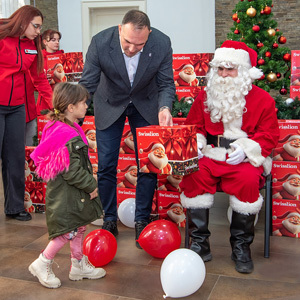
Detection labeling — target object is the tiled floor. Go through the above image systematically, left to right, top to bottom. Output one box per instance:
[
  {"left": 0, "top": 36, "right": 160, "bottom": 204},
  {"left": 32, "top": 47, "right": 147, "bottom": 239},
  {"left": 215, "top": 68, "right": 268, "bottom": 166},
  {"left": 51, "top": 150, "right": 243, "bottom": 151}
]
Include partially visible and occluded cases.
[{"left": 1, "top": 179, "right": 300, "bottom": 300}]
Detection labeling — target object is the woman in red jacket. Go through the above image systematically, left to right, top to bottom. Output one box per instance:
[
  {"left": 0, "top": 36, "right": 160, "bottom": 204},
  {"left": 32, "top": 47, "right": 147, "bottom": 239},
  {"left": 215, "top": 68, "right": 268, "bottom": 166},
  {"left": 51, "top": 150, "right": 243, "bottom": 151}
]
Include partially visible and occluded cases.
[
  {"left": 0, "top": 5, "right": 51, "bottom": 221},
  {"left": 25, "top": 29, "right": 63, "bottom": 145}
]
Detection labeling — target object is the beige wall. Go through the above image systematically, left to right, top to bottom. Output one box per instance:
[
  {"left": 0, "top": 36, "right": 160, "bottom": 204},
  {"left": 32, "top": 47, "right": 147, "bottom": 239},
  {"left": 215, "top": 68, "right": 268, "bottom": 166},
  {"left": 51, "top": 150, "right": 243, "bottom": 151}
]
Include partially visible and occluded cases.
[
  {"left": 33, "top": 0, "right": 300, "bottom": 51},
  {"left": 216, "top": 0, "right": 300, "bottom": 51}
]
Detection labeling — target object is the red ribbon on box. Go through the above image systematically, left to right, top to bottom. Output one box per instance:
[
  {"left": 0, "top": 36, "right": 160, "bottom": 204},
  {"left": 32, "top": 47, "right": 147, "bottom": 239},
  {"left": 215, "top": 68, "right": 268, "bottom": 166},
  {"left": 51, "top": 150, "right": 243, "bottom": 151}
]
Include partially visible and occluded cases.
[
  {"left": 71, "top": 52, "right": 84, "bottom": 72},
  {"left": 61, "top": 53, "right": 73, "bottom": 73},
  {"left": 191, "top": 53, "right": 211, "bottom": 76},
  {"left": 182, "top": 126, "right": 198, "bottom": 157},
  {"left": 159, "top": 129, "right": 183, "bottom": 160},
  {"left": 26, "top": 182, "right": 44, "bottom": 203}
]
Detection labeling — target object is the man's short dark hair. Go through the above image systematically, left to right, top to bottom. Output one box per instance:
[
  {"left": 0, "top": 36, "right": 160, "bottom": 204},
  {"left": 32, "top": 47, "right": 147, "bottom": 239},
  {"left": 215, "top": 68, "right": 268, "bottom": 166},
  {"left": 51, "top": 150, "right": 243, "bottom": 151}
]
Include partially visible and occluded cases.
[{"left": 122, "top": 9, "right": 151, "bottom": 30}]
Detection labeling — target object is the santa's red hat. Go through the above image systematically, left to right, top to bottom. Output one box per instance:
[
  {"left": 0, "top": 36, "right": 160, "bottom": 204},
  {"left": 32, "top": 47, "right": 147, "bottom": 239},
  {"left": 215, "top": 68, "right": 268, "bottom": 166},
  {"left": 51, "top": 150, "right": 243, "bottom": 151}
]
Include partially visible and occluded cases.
[
  {"left": 211, "top": 40, "right": 263, "bottom": 79},
  {"left": 182, "top": 64, "right": 194, "bottom": 70},
  {"left": 85, "top": 129, "right": 96, "bottom": 135},
  {"left": 278, "top": 134, "right": 300, "bottom": 144},
  {"left": 139, "top": 142, "right": 165, "bottom": 154},
  {"left": 117, "top": 165, "right": 137, "bottom": 173},
  {"left": 273, "top": 173, "right": 300, "bottom": 183},
  {"left": 272, "top": 209, "right": 300, "bottom": 220}
]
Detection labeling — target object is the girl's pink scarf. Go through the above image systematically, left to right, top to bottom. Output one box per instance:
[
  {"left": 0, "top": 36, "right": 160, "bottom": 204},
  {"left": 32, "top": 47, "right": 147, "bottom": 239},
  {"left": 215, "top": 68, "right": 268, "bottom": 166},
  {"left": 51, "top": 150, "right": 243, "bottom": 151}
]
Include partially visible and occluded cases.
[{"left": 30, "top": 120, "right": 88, "bottom": 182}]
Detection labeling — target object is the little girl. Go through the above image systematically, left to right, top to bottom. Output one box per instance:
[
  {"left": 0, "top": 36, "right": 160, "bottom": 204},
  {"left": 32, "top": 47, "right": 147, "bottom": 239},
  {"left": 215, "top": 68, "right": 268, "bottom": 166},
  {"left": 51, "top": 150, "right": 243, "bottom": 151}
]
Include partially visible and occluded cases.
[{"left": 29, "top": 82, "right": 105, "bottom": 288}]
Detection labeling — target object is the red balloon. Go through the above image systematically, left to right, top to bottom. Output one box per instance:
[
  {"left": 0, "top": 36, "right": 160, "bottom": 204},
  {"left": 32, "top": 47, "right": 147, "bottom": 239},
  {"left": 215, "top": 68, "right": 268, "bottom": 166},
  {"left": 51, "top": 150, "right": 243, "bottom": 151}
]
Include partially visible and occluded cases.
[
  {"left": 137, "top": 220, "right": 181, "bottom": 259},
  {"left": 83, "top": 229, "right": 117, "bottom": 267}
]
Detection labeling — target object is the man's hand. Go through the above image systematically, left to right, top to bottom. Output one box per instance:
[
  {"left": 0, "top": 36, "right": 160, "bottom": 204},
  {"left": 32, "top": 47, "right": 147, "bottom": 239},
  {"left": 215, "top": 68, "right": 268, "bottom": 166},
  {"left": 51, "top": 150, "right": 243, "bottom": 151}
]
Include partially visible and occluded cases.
[
  {"left": 159, "top": 107, "right": 173, "bottom": 126},
  {"left": 226, "top": 144, "right": 246, "bottom": 165}
]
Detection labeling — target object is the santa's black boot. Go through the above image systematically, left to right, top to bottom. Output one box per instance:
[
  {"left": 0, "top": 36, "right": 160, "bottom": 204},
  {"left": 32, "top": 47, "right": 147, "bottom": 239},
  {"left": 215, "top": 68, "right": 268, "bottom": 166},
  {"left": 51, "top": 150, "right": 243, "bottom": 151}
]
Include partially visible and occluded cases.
[
  {"left": 187, "top": 208, "right": 212, "bottom": 262},
  {"left": 230, "top": 211, "right": 256, "bottom": 274}
]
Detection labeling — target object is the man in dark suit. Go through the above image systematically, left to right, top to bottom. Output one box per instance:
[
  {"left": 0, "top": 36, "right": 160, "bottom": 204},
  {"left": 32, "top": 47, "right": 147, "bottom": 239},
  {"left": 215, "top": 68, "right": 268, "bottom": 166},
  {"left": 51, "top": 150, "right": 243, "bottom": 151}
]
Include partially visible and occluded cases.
[{"left": 79, "top": 10, "right": 175, "bottom": 248}]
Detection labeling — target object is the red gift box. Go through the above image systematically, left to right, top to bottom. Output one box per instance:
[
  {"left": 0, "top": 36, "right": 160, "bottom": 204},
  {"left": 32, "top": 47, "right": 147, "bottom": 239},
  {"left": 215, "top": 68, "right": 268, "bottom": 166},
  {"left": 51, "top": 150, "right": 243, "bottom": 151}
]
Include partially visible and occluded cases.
[
  {"left": 176, "top": 86, "right": 202, "bottom": 103},
  {"left": 37, "top": 115, "right": 50, "bottom": 142},
  {"left": 81, "top": 116, "right": 97, "bottom": 153},
  {"left": 172, "top": 118, "right": 186, "bottom": 126},
  {"left": 120, "top": 119, "right": 135, "bottom": 154},
  {"left": 272, "top": 120, "right": 300, "bottom": 161},
  {"left": 136, "top": 125, "right": 198, "bottom": 175},
  {"left": 25, "top": 146, "right": 37, "bottom": 182},
  {"left": 117, "top": 154, "right": 137, "bottom": 189},
  {"left": 272, "top": 161, "right": 300, "bottom": 201},
  {"left": 157, "top": 174, "right": 183, "bottom": 193},
  {"left": 25, "top": 181, "right": 45, "bottom": 213},
  {"left": 116, "top": 187, "right": 136, "bottom": 206},
  {"left": 156, "top": 190, "right": 186, "bottom": 227},
  {"left": 272, "top": 199, "right": 300, "bottom": 238}
]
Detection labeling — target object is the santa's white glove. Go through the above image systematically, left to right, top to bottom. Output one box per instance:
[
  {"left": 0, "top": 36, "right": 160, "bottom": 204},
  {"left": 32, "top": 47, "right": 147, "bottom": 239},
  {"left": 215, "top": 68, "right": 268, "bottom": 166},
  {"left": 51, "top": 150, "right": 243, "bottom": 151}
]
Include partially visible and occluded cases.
[
  {"left": 198, "top": 142, "right": 203, "bottom": 159},
  {"left": 226, "top": 144, "right": 246, "bottom": 165}
]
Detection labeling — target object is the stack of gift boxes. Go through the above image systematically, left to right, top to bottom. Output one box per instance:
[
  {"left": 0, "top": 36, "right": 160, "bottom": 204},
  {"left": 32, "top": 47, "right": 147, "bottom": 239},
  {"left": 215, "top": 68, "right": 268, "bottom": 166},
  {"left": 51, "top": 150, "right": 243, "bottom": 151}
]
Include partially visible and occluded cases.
[
  {"left": 25, "top": 53, "right": 213, "bottom": 227},
  {"left": 271, "top": 120, "right": 300, "bottom": 238}
]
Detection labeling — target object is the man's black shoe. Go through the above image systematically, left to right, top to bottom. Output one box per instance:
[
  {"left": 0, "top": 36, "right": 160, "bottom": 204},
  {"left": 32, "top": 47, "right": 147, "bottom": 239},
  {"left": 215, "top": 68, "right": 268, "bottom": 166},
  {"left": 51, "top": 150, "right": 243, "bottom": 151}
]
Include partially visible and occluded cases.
[
  {"left": 6, "top": 211, "right": 32, "bottom": 221},
  {"left": 102, "top": 220, "right": 118, "bottom": 237},
  {"left": 135, "top": 220, "right": 149, "bottom": 249}
]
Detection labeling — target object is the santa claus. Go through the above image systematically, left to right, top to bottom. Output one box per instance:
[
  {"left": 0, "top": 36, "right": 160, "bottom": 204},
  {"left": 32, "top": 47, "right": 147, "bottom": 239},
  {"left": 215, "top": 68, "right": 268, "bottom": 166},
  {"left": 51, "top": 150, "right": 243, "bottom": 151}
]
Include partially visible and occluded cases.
[
  {"left": 179, "top": 40, "right": 279, "bottom": 274},
  {"left": 49, "top": 63, "right": 67, "bottom": 85},
  {"left": 174, "top": 64, "right": 199, "bottom": 87},
  {"left": 85, "top": 129, "right": 97, "bottom": 150},
  {"left": 119, "top": 130, "right": 135, "bottom": 154},
  {"left": 273, "top": 135, "right": 300, "bottom": 161},
  {"left": 139, "top": 142, "right": 172, "bottom": 175},
  {"left": 25, "top": 160, "right": 33, "bottom": 182},
  {"left": 117, "top": 165, "right": 138, "bottom": 189},
  {"left": 158, "top": 174, "right": 183, "bottom": 192},
  {"left": 272, "top": 174, "right": 300, "bottom": 200},
  {"left": 24, "top": 191, "right": 35, "bottom": 213},
  {"left": 273, "top": 210, "right": 300, "bottom": 238}
]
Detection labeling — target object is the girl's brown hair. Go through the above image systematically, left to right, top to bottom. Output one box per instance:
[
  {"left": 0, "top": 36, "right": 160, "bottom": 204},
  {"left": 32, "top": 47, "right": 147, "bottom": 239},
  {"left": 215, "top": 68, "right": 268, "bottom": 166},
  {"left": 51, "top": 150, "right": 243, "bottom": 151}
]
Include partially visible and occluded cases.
[
  {"left": 0, "top": 5, "right": 44, "bottom": 73},
  {"left": 41, "top": 29, "right": 62, "bottom": 50},
  {"left": 48, "top": 82, "right": 89, "bottom": 126}
]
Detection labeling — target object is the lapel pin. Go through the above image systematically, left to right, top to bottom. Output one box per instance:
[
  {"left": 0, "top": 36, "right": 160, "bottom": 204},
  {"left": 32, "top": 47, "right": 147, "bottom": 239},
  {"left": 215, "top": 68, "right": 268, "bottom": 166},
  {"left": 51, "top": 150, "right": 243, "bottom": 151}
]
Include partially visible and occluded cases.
[{"left": 149, "top": 53, "right": 152, "bottom": 57}]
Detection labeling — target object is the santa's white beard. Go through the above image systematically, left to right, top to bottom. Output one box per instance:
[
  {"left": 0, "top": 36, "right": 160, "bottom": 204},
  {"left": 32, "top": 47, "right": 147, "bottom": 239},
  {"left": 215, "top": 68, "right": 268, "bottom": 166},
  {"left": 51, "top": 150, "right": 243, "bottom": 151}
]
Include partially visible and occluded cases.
[
  {"left": 205, "top": 69, "right": 252, "bottom": 123},
  {"left": 179, "top": 71, "right": 196, "bottom": 84},
  {"left": 125, "top": 138, "right": 135, "bottom": 150},
  {"left": 283, "top": 143, "right": 300, "bottom": 158},
  {"left": 148, "top": 152, "right": 169, "bottom": 170},
  {"left": 125, "top": 172, "right": 137, "bottom": 186},
  {"left": 167, "top": 175, "right": 182, "bottom": 188},
  {"left": 282, "top": 181, "right": 300, "bottom": 197},
  {"left": 24, "top": 199, "right": 32, "bottom": 209},
  {"left": 282, "top": 219, "right": 300, "bottom": 234}
]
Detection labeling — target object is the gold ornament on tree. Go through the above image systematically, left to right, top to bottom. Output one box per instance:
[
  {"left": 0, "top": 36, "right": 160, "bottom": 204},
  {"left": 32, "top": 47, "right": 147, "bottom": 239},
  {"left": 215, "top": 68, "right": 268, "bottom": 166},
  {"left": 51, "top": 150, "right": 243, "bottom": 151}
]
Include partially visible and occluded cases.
[
  {"left": 246, "top": 6, "right": 257, "bottom": 17},
  {"left": 267, "top": 28, "right": 275, "bottom": 37},
  {"left": 267, "top": 72, "right": 277, "bottom": 82}
]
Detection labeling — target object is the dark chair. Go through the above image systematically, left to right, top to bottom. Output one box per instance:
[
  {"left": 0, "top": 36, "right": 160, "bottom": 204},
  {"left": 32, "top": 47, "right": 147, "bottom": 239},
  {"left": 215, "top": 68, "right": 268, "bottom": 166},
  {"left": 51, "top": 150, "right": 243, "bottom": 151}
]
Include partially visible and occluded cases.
[{"left": 184, "top": 174, "right": 272, "bottom": 258}]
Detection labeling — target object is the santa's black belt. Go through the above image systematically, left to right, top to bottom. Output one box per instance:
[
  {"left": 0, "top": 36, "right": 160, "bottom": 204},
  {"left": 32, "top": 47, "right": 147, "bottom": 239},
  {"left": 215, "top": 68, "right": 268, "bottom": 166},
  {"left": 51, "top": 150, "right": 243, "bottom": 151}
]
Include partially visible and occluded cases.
[{"left": 206, "top": 133, "right": 235, "bottom": 149}]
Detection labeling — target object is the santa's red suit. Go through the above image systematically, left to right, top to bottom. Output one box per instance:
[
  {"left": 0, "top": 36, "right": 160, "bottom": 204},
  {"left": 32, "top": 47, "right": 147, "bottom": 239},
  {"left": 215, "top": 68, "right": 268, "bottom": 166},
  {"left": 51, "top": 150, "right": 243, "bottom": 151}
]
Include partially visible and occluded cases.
[
  {"left": 180, "top": 86, "right": 279, "bottom": 214},
  {"left": 119, "top": 140, "right": 135, "bottom": 154},
  {"left": 273, "top": 146, "right": 300, "bottom": 161},
  {"left": 139, "top": 157, "right": 172, "bottom": 175}
]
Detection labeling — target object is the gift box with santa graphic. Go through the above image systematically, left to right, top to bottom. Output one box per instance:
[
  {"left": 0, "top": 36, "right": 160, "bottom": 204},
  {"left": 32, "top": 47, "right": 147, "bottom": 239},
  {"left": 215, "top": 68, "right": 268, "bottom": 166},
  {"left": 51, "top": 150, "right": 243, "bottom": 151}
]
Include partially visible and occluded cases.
[
  {"left": 290, "top": 50, "right": 300, "bottom": 98},
  {"left": 45, "top": 52, "right": 84, "bottom": 86},
  {"left": 172, "top": 53, "right": 213, "bottom": 87},
  {"left": 175, "top": 86, "right": 203, "bottom": 104},
  {"left": 37, "top": 115, "right": 50, "bottom": 142},
  {"left": 81, "top": 116, "right": 97, "bottom": 153},
  {"left": 172, "top": 117, "right": 186, "bottom": 126},
  {"left": 119, "top": 118, "right": 135, "bottom": 154},
  {"left": 272, "top": 120, "right": 300, "bottom": 162},
  {"left": 136, "top": 125, "right": 198, "bottom": 175},
  {"left": 25, "top": 146, "right": 38, "bottom": 182},
  {"left": 117, "top": 154, "right": 137, "bottom": 189},
  {"left": 272, "top": 161, "right": 300, "bottom": 201},
  {"left": 157, "top": 174, "right": 183, "bottom": 193},
  {"left": 25, "top": 181, "right": 46, "bottom": 213},
  {"left": 116, "top": 187, "right": 136, "bottom": 206},
  {"left": 156, "top": 190, "right": 186, "bottom": 227},
  {"left": 272, "top": 199, "right": 300, "bottom": 238}
]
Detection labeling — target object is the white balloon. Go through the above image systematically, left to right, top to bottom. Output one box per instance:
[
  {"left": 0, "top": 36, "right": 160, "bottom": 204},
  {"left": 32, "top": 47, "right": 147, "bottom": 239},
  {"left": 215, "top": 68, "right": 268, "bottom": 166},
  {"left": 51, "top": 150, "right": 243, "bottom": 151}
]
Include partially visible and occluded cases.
[
  {"left": 117, "top": 198, "right": 136, "bottom": 228},
  {"left": 227, "top": 206, "right": 258, "bottom": 226},
  {"left": 160, "top": 249, "right": 206, "bottom": 298}
]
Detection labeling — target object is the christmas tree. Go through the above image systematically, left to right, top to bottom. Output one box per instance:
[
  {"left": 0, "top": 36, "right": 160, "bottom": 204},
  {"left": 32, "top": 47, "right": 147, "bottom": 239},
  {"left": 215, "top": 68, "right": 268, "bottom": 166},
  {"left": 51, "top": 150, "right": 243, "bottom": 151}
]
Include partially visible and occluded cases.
[{"left": 226, "top": 0, "right": 291, "bottom": 96}]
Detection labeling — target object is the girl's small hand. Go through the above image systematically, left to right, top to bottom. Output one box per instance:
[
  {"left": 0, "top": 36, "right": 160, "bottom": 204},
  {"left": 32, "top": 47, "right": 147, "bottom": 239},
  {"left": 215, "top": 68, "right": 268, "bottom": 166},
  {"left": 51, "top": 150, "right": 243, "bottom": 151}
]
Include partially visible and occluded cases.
[{"left": 89, "top": 188, "right": 98, "bottom": 199}]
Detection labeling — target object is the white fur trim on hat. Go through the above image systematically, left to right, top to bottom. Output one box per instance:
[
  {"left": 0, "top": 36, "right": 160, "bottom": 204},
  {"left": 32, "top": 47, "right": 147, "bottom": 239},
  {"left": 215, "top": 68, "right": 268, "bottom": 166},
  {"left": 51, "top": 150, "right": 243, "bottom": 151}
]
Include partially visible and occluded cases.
[
  {"left": 212, "top": 47, "right": 252, "bottom": 68},
  {"left": 249, "top": 67, "right": 264, "bottom": 80},
  {"left": 180, "top": 192, "right": 214, "bottom": 209},
  {"left": 229, "top": 194, "right": 263, "bottom": 215}
]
